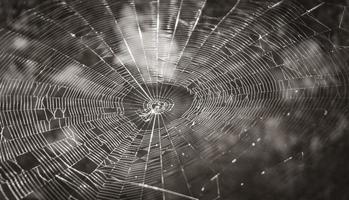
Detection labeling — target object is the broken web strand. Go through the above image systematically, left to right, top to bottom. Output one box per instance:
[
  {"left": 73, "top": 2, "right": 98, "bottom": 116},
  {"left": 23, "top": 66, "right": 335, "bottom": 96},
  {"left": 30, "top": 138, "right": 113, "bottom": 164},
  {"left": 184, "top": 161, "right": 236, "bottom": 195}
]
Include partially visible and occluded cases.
[
  {"left": 198, "top": 173, "right": 221, "bottom": 200},
  {"left": 109, "top": 177, "right": 199, "bottom": 200}
]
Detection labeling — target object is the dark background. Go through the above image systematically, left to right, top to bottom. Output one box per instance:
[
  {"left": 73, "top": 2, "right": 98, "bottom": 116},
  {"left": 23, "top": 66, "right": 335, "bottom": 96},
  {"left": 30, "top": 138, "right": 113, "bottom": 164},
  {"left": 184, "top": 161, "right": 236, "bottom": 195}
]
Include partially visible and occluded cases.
[{"left": 0, "top": 0, "right": 349, "bottom": 199}]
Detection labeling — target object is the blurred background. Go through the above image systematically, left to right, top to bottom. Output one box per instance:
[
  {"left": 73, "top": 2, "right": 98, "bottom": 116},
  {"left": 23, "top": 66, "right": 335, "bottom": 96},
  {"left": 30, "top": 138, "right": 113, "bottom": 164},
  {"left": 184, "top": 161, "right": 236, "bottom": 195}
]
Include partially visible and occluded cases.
[{"left": 0, "top": 0, "right": 348, "bottom": 199}]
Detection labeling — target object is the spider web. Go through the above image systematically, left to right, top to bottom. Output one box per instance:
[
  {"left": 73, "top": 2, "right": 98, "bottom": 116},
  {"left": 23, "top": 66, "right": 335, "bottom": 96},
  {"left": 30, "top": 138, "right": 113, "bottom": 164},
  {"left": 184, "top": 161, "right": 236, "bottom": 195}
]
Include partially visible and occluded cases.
[{"left": 0, "top": 0, "right": 348, "bottom": 199}]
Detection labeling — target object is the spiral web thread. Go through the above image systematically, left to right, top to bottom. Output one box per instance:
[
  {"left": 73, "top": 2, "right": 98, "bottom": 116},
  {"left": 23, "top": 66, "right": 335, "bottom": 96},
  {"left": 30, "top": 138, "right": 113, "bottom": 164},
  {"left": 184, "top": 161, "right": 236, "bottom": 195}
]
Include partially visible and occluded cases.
[{"left": 0, "top": 0, "right": 348, "bottom": 199}]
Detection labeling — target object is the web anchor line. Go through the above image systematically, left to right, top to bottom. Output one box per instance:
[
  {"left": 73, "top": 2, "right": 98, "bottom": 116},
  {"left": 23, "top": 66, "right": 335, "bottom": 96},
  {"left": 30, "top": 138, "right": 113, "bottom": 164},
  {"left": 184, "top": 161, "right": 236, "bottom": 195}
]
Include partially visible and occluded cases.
[{"left": 110, "top": 177, "right": 198, "bottom": 200}]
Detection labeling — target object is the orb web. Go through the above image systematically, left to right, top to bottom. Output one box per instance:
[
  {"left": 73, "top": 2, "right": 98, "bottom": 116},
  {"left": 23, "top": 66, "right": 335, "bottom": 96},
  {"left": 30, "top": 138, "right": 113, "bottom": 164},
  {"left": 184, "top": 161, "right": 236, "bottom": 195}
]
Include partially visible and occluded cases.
[{"left": 0, "top": 0, "right": 348, "bottom": 199}]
